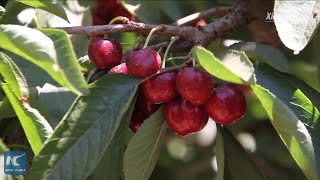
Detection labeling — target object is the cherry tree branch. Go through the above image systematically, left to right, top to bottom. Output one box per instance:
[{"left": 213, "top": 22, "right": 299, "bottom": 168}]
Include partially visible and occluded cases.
[
  {"left": 56, "top": 0, "right": 250, "bottom": 50},
  {"left": 172, "top": 6, "right": 230, "bottom": 26},
  {"left": 57, "top": 21, "right": 193, "bottom": 38}
]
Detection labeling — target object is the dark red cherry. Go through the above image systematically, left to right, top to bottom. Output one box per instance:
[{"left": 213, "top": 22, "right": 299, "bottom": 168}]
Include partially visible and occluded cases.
[
  {"left": 91, "top": 0, "right": 134, "bottom": 25},
  {"left": 88, "top": 38, "right": 122, "bottom": 69},
  {"left": 125, "top": 48, "right": 161, "bottom": 78},
  {"left": 109, "top": 63, "right": 129, "bottom": 74},
  {"left": 176, "top": 67, "right": 214, "bottom": 105},
  {"left": 88, "top": 68, "right": 109, "bottom": 84},
  {"left": 141, "top": 71, "right": 178, "bottom": 104},
  {"left": 205, "top": 83, "right": 246, "bottom": 125},
  {"left": 236, "top": 84, "right": 253, "bottom": 95},
  {"left": 135, "top": 91, "right": 160, "bottom": 115},
  {"left": 164, "top": 99, "right": 208, "bottom": 136},
  {"left": 129, "top": 111, "right": 148, "bottom": 132}
]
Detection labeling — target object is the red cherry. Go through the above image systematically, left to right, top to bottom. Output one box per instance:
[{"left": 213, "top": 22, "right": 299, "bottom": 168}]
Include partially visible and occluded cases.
[
  {"left": 91, "top": 0, "right": 134, "bottom": 25},
  {"left": 111, "top": 5, "right": 134, "bottom": 23},
  {"left": 88, "top": 38, "right": 122, "bottom": 69},
  {"left": 125, "top": 48, "right": 161, "bottom": 78},
  {"left": 109, "top": 63, "right": 129, "bottom": 74},
  {"left": 176, "top": 67, "right": 214, "bottom": 105},
  {"left": 88, "top": 68, "right": 109, "bottom": 84},
  {"left": 141, "top": 71, "right": 178, "bottom": 104},
  {"left": 205, "top": 83, "right": 246, "bottom": 125},
  {"left": 236, "top": 84, "right": 253, "bottom": 95},
  {"left": 135, "top": 91, "right": 160, "bottom": 115},
  {"left": 164, "top": 99, "right": 208, "bottom": 136},
  {"left": 129, "top": 111, "right": 148, "bottom": 132}
]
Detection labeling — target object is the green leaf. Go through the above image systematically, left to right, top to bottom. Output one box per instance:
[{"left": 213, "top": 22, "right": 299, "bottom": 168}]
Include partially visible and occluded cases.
[
  {"left": 15, "top": 0, "right": 69, "bottom": 22},
  {"left": 0, "top": 1, "right": 27, "bottom": 25},
  {"left": 273, "top": 1, "right": 320, "bottom": 54},
  {"left": 0, "top": 25, "right": 89, "bottom": 95},
  {"left": 39, "top": 28, "right": 89, "bottom": 95},
  {"left": 230, "top": 42, "right": 289, "bottom": 73},
  {"left": 192, "top": 46, "right": 255, "bottom": 84},
  {"left": 4, "top": 51, "right": 56, "bottom": 88},
  {"left": 0, "top": 52, "right": 28, "bottom": 98},
  {"left": 77, "top": 55, "right": 94, "bottom": 72},
  {"left": 252, "top": 64, "right": 320, "bottom": 180},
  {"left": 30, "top": 74, "right": 140, "bottom": 180},
  {"left": 284, "top": 74, "right": 320, "bottom": 110},
  {"left": 1, "top": 83, "right": 53, "bottom": 155},
  {"left": 37, "top": 84, "right": 76, "bottom": 128},
  {"left": 0, "top": 97, "right": 16, "bottom": 118},
  {"left": 88, "top": 99, "right": 135, "bottom": 180},
  {"left": 124, "top": 107, "right": 167, "bottom": 180},
  {"left": 216, "top": 125, "right": 265, "bottom": 180},
  {"left": 0, "top": 139, "right": 24, "bottom": 180}
]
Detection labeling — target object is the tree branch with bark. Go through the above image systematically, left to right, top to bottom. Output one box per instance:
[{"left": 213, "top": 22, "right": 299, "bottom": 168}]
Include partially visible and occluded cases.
[{"left": 56, "top": 0, "right": 250, "bottom": 52}]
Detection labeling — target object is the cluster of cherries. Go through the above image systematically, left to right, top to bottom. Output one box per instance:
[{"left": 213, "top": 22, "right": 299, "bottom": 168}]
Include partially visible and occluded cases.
[{"left": 88, "top": 37, "right": 247, "bottom": 136}]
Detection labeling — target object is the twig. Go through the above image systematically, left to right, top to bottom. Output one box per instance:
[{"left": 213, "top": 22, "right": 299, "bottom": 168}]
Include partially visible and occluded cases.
[
  {"left": 56, "top": 0, "right": 249, "bottom": 50},
  {"left": 141, "top": 6, "right": 230, "bottom": 49},
  {"left": 172, "top": 6, "right": 230, "bottom": 26},
  {"left": 57, "top": 22, "right": 193, "bottom": 39},
  {"left": 148, "top": 41, "right": 169, "bottom": 51}
]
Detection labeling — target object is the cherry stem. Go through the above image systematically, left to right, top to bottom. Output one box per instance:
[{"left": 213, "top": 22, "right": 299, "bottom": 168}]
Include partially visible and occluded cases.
[
  {"left": 108, "top": 16, "right": 129, "bottom": 25},
  {"left": 143, "top": 26, "right": 161, "bottom": 49},
  {"left": 162, "top": 36, "right": 178, "bottom": 68},
  {"left": 157, "top": 47, "right": 164, "bottom": 54},
  {"left": 166, "top": 56, "right": 189, "bottom": 62},
  {"left": 192, "top": 57, "right": 196, "bottom": 67},
  {"left": 141, "top": 58, "right": 192, "bottom": 83},
  {"left": 86, "top": 69, "right": 96, "bottom": 83}
]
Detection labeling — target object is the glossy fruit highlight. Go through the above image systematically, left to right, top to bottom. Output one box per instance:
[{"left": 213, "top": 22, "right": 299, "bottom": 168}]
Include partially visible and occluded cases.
[
  {"left": 88, "top": 38, "right": 122, "bottom": 69},
  {"left": 125, "top": 48, "right": 161, "bottom": 78},
  {"left": 176, "top": 67, "right": 214, "bottom": 105},
  {"left": 141, "top": 71, "right": 178, "bottom": 104},
  {"left": 205, "top": 83, "right": 246, "bottom": 125},
  {"left": 164, "top": 99, "right": 208, "bottom": 136}
]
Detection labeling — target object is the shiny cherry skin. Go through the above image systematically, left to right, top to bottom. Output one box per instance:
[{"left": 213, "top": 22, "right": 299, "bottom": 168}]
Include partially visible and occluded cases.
[
  {"left": 88, "top": 38, "right": 122, "bottom": 69},
  {"left": 125, "top": 48, "right": 161, "bottom": 78},
  {"left": 109, "top": 63, "right": 129, "bottom": 74},
  {"left": 176, "top": 67, "right": 214, "bottom": 105},
  {"left": 141, "top": 71, "right": 178, "bottom": 104},
  {"left": 205, "top": 83, "right": 246, "bottom": 125},
  {"left": 135, "top": 91, "right": 160, "bottom": 115},
  {"left": 164, "top": 99, "right": 208, "bottom": 136},
  {"left": 129, "top": 111, "right": 148, "bottom": 132}
]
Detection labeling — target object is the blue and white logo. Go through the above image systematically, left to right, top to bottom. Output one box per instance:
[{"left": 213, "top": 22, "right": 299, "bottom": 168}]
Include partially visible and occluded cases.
[{"left": 4, "top": 151, "right": 27, "bottom": 175}]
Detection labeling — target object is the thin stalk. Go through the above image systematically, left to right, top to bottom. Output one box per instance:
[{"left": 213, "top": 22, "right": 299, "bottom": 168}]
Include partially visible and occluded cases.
[
  {"left": 108, "top": 16, "right": 129, "bottom": 25},
  {"left": 143, "top": 26, "right": 161, "bottom": 49},
  {"left": 162, "top": 37, "right": 178, "bottom": 68}
]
